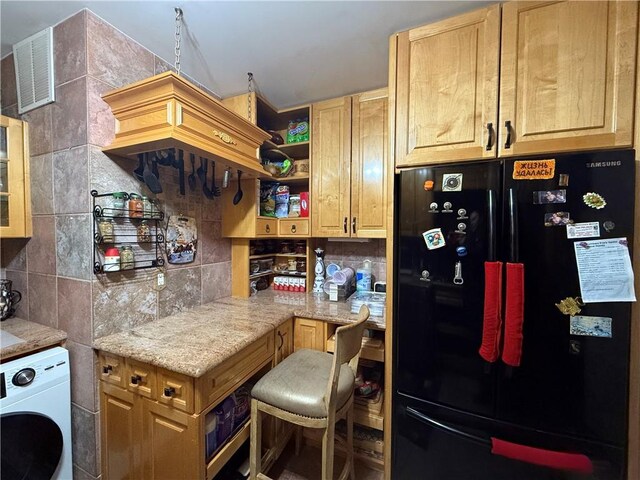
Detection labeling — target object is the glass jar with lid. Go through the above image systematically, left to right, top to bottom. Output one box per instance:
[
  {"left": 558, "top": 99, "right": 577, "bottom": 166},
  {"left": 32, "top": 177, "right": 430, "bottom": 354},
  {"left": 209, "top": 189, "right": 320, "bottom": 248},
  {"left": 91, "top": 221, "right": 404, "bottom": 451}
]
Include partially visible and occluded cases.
[
  {"left": 110, "top": 192, "right": 127, "bottom": 217},
  {"left": 128, "top": 194, "right": 143, "bottom": 218},
  {"left": 142, "top": 196, "right": 152, "bottom": 218},
  {"left": 98, "top": 218, "right": 115, "bottom": 243},
  {"left": 137, "top": 220, "right": 151, "bottom": 242},
  {"left": 120, "top": 245, "right": 135, "bottom": 270}
]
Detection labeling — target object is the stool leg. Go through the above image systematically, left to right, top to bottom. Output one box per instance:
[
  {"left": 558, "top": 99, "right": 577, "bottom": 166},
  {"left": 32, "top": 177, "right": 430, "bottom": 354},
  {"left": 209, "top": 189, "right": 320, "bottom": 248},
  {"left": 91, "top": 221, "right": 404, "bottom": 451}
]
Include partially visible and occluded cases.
[
  {"left": 250, "top": 399, "right": 262, "bottom": 480},
  {"left": 347, "top": 404, "right": 355, "bottom": 480},
  {"left": 322, "top": 420, "right": 335, "bottom": 480},
  {"left": 295, "top": 425, "right": 303, "bottom": 456}
]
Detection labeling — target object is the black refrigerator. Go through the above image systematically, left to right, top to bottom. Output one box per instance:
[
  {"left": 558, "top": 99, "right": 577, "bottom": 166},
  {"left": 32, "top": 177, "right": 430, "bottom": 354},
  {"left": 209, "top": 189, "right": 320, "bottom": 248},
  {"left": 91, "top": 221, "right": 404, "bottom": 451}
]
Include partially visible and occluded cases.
[{"left": 392, "top": 150, "right": 636, "bottom": 479}]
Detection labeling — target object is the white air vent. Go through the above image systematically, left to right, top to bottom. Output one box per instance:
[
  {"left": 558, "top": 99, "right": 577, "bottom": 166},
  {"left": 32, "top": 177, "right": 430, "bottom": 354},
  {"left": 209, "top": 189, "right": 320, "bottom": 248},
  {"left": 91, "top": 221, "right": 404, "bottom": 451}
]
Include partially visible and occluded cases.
[{"left": 13, "top": 27, "right": 55, "bottom": 114}]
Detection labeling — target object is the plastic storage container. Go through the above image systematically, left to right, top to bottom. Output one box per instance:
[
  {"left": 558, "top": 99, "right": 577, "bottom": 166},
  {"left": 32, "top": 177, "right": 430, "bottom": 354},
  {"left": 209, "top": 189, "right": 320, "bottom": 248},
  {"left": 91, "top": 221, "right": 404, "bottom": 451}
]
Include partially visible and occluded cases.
[{"left": 356, "top": 259, "right": 373, "bottom": 291}]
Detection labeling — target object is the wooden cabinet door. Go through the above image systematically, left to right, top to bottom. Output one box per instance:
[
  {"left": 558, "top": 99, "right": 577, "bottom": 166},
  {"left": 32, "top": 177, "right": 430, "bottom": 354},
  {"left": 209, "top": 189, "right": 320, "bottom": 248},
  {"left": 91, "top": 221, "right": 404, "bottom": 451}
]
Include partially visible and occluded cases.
[
  {"left": 499, "top": 1, "right": 638, "bottom": 156},
  {"left": 393, "top": 5, "right": 500, "bottom": 166},
  {"left": 351, "top": 89, "right": 388, "bottom": 238},
  {"left": 311, "top": 97, "right": 352, "bottom": 237},
  {"left": 0, "top": 115, "right": 31, "bottom": 238},
  {"left": 275, "top": 318, "right": 294, "bottom": 365},
  {"left": 294, "top": 318, "right": 327, "bottom": 352},
  {"left": 100, "top": 383, "right": 142, "bottom": 480},
  {"left": 142, "top": 399, "right": 201, "bottom": 480}
]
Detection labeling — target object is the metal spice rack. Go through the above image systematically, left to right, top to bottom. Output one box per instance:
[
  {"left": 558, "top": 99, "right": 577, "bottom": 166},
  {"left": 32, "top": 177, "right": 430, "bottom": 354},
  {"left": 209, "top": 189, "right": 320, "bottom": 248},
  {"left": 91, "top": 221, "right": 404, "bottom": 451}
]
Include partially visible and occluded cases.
[{"left": 92, "top": 190, "right": 165, "bottom": 274}]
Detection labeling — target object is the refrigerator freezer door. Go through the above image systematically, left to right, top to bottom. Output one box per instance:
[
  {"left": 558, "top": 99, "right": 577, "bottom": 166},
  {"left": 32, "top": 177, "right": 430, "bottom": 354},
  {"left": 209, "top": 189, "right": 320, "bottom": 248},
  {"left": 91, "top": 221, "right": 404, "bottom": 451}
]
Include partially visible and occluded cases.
[
  {"left": 498, "top": 150, "right": 635, "bottom": 446},
  {"left": 395, "top": 162, "right": 502, "bottom": 416},
  {"left": 393, "top": 398, "right": 625, "bottom": 480}
]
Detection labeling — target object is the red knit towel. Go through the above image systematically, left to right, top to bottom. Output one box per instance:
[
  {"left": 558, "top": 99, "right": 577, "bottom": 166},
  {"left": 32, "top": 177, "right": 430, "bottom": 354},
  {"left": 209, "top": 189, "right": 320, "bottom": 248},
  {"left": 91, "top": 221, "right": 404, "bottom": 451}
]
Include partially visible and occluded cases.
[
  {"left": 479, "top": 261, "right": 503, "bottom": 363},
  {"left": 503, "top": 262, "right": 525, "bottom": 367},
  {"left": 491, "top": 437, "right": 593, "bottom": 474}
]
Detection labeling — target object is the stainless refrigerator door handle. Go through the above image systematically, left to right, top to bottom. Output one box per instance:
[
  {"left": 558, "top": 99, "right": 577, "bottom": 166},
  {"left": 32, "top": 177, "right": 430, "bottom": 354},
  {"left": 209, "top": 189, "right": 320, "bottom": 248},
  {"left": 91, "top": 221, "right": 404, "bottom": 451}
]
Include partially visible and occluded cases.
[{"left": 405, "top": 406, "right": 490, "bottom": 447}]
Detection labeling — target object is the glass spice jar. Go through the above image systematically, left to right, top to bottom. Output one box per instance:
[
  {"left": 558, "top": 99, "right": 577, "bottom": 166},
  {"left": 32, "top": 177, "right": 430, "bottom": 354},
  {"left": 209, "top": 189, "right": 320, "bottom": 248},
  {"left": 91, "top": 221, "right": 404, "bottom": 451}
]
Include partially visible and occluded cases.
[
  {"left": 110, "top": 192, "right": 127, "bottom": 217},
  {"left": 128, "top": 194, "right": 144, "bottom": 218},
  {"left": 142, "top": 196, "right": 152, "bottom": 218},
  {"left": 150, "top": 199, "right": 162, "bottom": 219},
  {"left": 98, "top": 218, "right": 115, "bottom": 243},
  {"left": 137, "top": 220, "right": 151, "bottom": 242},
  {"left": 120, "top": 245, "right": 135, "bottom": 270},
  {"left": 103, "top": 247, "right": 120, "bottom": 272}
]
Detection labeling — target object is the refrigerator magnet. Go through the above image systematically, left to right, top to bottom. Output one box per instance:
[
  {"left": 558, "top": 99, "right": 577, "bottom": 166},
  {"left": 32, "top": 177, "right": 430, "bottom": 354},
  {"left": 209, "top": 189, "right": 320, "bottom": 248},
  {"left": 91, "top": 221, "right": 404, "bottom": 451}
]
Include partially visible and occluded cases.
[
  {"left": 512, "top": 159, "right": 555, "bottom": 180},
  {"left": 442, "top": 173, "right": 463, "bottom": 192},
  {"left": 558, "top": 174, "right": 570, "bottom": 187},
  {"left": 533, "top": 189, "right": 566, "bottom": 204},
  {"left": 583, "top": 192, "right": 607, "bottom": 209},
  {"left": 544, "top": 212, "right": 573, "bottom": 227},
  {"left": 566, "top": 222, "right": 600, "bottom": 239},
  {"left": 422, "top": 228, "right": 446, "bottom": 250},
  {"left": 555, "top": 296, "right": 584, "bottom": 316},
  {"left": 570, "top": 316, "right": 612, "bottom": 338}
]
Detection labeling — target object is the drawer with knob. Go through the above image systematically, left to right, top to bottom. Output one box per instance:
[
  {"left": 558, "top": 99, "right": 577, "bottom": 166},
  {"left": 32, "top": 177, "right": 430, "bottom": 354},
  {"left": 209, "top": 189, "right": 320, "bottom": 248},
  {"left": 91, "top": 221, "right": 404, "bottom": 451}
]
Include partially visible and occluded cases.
[
  {"left": 256, "top": 217, "right": 278, "bottom": 236},
  {"left": 279, "top": 218, "right": 309, "bottom": 237},
  {"left": 99, "top": 352, "right": 126, "bottom": 387},
  {"left": 126, "top": 359, "right": 157, "bottom": 399},
  {"left": 157, "top": 368, "right": 195, "bottom": 414}
]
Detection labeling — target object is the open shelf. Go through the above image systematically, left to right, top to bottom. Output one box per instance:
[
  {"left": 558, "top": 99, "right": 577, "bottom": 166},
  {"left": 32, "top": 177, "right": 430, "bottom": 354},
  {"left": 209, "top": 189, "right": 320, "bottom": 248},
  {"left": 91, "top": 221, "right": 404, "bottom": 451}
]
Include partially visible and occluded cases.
[
  {"left": 249, "top": 253, "right": 307, "bottom": 260},
  {"left": 249, "top": 270, "right": 274, "bottom": 280},
  {"left": 326, "top": 335, "right": 385, "bottom": 363},
  {"left": 354, "top": 408, "right": 384, "bottom": 431},
  {"left": 205, "top": 420, "right": 251, "bottom": 480}
]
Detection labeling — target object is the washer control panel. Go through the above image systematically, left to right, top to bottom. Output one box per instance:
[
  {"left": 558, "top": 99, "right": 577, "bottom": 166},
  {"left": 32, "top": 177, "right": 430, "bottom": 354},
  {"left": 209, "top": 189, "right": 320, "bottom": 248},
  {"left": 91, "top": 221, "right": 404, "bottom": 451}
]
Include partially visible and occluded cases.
[{"left": 0, "top": 347, "right": 69, "bottom": 402}]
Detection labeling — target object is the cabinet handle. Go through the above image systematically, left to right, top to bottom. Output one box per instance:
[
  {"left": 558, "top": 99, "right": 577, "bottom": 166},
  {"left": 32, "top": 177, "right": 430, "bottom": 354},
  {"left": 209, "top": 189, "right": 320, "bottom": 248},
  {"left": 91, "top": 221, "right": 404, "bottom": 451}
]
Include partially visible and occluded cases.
[
  {"left": 504, "top": 120, "right": 512, "bottom": 149},
  {"left": 486, "top": 123, "right": 494, "bottom": 151},
  {"left": 344, "top": 217, "right": 348, "bottom": 234},
  {"left": 352, "top": 217, "right": 356, "bottom": 234},
  {"left": 265, "top": 224, "right": 270, "bottom": 233},
  {"left": 291, "top": 224, "right": 297, "bottom": 233},
  {"left": 277, "top": 332, "right": 284, "bottom": 350},
  {"left": 102, "top": 365, "right": 113, "bottom": 374},
  {"left": 130, "top": 374, "right": 142, "bottom": 385},
  {"left": 163, "top": 386, "right": 176, "bottom": 397}
]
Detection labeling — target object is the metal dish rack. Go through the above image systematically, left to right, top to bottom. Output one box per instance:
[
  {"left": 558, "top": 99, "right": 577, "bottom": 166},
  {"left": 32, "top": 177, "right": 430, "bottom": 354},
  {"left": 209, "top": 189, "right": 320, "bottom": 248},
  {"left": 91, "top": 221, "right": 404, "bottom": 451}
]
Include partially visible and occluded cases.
[{"left": 92, "top": 190, "right": 165, "bottom": 274}]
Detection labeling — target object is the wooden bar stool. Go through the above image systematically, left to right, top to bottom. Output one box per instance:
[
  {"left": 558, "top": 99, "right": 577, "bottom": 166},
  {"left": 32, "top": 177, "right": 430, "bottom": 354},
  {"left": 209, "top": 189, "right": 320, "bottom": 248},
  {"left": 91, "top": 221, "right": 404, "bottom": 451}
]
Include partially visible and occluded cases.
[{"left": 250, "top": 305, "right": 371, "bottom": 480}]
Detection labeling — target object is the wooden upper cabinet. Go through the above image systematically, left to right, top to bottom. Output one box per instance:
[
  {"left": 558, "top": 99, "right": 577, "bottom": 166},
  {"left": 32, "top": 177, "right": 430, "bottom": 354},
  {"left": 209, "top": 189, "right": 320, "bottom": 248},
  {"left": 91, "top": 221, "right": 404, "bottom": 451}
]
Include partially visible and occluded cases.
[
  {"left": 499, "top": 1, "right": 638, "bottom": 156},
  {"left": 393, "top": 4, "right": 500, "bottom": 166},
  {"left": 351, "top": 89, "right": 388, "bottom": 238},
  {"left": 311, "top": 96, "right": 352, "bottom": 237}
]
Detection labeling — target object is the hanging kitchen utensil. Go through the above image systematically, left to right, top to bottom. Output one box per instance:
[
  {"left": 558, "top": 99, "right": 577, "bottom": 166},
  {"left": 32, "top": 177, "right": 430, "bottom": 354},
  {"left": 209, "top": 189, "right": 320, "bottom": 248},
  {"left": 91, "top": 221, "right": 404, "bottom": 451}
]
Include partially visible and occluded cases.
[
  {"left": 177, "top": 149, "right": 185, "bottom": 195},
  {"left": 155, "top": 150, "right": 173, "bottom": 166},
  {"left": 143, "top": 152, "right": 162, "bottom": 194},
  {"left": 188, "top": 153, "right": 196, "bottom": 191},
  {"left": 133, "top": 154, "right": 145, "bottom": 181},
  {"left": 151, "top": 155, "right": 160, "bottom": 180},
  {"left": 196, "top": 156, "right": 206, "bottom": 186},
  {"left": 200, "top": 157, "right": 214, "bottom": 199},
  {"left": 211, "top": 160, "right": 221, "bottom": 197},
  {"left": 222, "top": 168, "right": 231, "bottom": 188},
  {"left": 233, "top": 170, "right": 243, "bottom": 205},
  {"left": 166, "top": 214, "right": 197, "bottom": 264}
]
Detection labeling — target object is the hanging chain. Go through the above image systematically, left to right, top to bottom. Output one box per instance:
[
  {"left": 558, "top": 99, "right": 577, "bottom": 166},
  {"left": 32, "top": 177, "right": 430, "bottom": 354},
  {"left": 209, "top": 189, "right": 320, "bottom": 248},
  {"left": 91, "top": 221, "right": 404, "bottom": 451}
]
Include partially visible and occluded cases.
[
  {"left": 174, "top": 7, "right": 183, "bottom": 76},
  {"left": 247, "top": 72, "right": 254, "bottom": 122}
]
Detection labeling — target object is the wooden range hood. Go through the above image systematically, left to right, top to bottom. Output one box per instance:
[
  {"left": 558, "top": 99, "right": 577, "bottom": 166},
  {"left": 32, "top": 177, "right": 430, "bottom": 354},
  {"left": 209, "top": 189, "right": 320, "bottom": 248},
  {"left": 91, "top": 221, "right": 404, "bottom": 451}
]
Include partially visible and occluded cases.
[{"left": 101, "top": 71, "right": 271, "bottom": 178}]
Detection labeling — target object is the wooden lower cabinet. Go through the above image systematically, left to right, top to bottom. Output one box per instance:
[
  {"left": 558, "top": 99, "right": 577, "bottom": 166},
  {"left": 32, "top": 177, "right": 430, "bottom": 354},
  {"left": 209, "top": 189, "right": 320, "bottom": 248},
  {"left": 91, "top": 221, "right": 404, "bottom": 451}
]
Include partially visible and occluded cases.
[
  {"left": 293, "top": 318, "right": 327, "bottom": 352},
  {"left": 99, "top": 331, "right": 277, "bottom": 480},
  {"left": 100, "top": 383, "right": 141, "bottom": 480},
  {"left": 142, "top": 399, "right": 201, "bottom": 480}
]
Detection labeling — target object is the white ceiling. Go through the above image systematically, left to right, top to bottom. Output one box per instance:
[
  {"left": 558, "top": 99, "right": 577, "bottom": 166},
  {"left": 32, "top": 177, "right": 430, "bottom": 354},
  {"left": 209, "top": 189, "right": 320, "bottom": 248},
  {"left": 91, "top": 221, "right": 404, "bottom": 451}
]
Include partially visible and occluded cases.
[{"left": 1, "top": 0, "right": 490, "bottom": 109}]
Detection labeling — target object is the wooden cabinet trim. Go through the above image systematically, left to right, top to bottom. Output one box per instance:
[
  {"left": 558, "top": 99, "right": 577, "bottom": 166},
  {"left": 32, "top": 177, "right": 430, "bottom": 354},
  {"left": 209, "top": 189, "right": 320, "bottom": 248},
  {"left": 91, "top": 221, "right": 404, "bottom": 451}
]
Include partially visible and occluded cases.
[{"left": 157, "top": 368, "right": 195, "bottom": 414}]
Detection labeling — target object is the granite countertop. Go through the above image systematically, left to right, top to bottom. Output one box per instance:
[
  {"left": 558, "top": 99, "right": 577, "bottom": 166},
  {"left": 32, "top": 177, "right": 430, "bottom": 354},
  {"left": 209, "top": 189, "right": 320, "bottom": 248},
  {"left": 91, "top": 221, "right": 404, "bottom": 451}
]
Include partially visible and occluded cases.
[
  {"left": 94, "top": 291, "right": 386, "bottom": 378},
  {"left": 1, "top": 317, "right": 68, "bottom": 361}
]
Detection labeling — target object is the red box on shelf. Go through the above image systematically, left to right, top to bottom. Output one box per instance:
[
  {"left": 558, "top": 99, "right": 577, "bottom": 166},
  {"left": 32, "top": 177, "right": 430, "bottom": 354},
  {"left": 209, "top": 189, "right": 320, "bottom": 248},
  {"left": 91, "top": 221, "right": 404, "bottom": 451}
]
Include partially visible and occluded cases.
[{"left": 300, "top": 192, "right": 309, "bottom": 217}]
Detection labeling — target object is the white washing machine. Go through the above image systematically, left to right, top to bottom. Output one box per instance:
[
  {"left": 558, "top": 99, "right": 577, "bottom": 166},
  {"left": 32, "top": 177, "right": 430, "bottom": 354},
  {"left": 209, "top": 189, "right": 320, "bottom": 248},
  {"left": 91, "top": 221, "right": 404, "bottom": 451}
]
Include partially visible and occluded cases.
[{"left": 1, "top": 346, "right": 73, "bottom": 479}]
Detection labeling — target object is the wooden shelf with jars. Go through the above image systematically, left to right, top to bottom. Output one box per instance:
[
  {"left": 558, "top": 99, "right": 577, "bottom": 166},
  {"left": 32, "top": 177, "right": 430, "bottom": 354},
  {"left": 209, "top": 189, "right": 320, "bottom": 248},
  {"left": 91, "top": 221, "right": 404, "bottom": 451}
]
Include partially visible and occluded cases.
[
  {"left": 0, "top": 115, "right": 31, "bottom": 238},
  {"left": 91, "top": 190, "right": 165, "bottom": 274},
  {"left": 231, "top": 238, "right": 313, "bottom": 298}
]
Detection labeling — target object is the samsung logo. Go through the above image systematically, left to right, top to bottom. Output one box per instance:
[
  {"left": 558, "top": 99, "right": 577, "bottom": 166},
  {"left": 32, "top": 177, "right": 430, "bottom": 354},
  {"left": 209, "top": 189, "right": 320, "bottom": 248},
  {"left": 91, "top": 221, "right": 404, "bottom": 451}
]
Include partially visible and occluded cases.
[{"left": 586, "top": 161, "right": 621, "bottom": 168}]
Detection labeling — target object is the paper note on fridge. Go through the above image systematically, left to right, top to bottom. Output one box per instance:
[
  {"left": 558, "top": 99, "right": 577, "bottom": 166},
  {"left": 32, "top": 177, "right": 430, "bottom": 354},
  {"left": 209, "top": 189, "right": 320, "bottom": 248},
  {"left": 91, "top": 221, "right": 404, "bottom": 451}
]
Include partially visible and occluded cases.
[{"left": 573, "top": 238, "right": 636, "bottom": 303}]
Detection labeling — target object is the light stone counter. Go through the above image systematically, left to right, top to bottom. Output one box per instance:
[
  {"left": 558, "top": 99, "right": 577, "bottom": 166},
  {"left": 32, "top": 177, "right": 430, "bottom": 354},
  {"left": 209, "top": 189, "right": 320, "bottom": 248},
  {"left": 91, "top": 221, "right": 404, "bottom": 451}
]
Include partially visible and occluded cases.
[
  {"left": 94, "top": 291, "right": 385, "bottom": 378},
  {"left": 1, "top": 317, "right": 67, "bottom": 361}
]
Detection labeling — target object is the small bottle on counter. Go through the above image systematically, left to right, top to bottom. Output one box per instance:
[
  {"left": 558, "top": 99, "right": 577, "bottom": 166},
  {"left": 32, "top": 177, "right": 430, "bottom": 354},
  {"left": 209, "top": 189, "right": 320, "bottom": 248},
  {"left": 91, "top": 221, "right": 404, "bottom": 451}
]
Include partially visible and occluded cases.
[
  {"left": 128, "top": 194, "right": 144, "bottom": 218},
  {"left": 142, "top": 196, "right": 152, "bottom": 218},
  {"left": 98, "top": 218, "right": 115, "bottom": 243},
  {"left": 137, "top": 220, "right": 151, "bottom": 242},
  {"left": 120, "top": 245, "right": 135, "bottom": 270},
  {"left": 103, "top": 247, "right": 121, "bottom": 272}
]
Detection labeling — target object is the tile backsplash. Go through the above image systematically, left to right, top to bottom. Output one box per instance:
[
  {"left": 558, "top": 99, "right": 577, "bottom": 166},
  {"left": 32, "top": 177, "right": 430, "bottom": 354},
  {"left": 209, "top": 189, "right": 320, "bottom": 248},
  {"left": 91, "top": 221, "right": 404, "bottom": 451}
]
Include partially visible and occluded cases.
[{"left": 322, "top": 239, "right": 387, "bottom": 286}]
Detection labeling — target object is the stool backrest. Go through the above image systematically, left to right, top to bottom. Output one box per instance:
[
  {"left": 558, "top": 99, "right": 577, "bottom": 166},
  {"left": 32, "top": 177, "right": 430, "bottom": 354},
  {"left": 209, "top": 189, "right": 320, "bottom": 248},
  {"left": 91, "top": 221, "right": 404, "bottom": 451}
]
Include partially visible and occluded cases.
[{"left": 325, "top": 305, "right": 370, "bottom": 413}]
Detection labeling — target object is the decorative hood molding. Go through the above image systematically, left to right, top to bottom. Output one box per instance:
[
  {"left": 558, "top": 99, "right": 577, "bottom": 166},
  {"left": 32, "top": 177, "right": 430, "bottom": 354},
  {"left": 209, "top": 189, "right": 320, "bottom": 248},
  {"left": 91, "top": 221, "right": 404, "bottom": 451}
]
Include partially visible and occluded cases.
[{"left": 101, "top": 71, "right": 271, "bottom": 177}]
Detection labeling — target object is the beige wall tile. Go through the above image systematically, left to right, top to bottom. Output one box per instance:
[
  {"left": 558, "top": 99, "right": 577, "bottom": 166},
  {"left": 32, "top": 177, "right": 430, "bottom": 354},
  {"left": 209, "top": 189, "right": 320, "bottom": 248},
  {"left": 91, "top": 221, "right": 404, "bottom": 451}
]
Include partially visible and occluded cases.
[
  {"left": 54, "top": 10, "right": 87, "bottom": 86},
  {"left": 52, "top": 77, "right": 87, "bottom": 151},
  {"left": 27, "top": 216, "right": 57, "bottom": 275},
  {"left": 27, "top": 273, "right": 57, "bottom": 327},
  {"left": 58, "top": 277, "right": 92, "bottom": 345}
]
